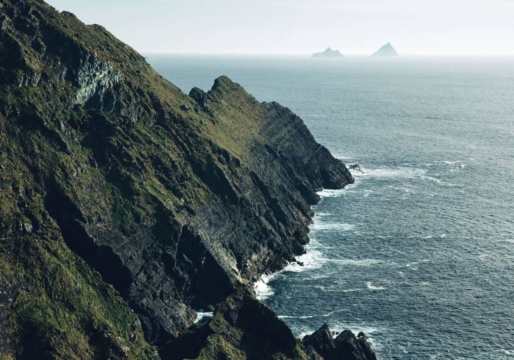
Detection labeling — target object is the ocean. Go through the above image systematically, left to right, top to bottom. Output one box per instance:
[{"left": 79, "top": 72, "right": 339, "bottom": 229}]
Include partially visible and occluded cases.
[{"left": 148, "top": 55, "right": 514, "bottom": 359}]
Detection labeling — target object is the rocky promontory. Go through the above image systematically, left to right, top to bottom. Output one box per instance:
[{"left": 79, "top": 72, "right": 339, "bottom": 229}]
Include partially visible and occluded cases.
[{"left": 0, "top": 0, "right": 375, "bottom": 359}]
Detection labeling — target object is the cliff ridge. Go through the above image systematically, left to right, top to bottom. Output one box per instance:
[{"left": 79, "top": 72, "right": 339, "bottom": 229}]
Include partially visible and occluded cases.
[{"left": 0, "top": 0, "right": 376, "bottom": 359}]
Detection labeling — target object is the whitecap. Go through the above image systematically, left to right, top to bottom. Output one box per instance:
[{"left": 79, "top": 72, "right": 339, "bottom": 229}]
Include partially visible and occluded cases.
[
  {"left": 334, "top": 154, "right": 353, "bottom": 160},
  {"left": 352, "top": 166, "right": 426, "bottom": 180},
  {"left": 422, "top": 175, "right": 442, "bottom": 184},
  {"left": 421, "top": 176, "right": 457, "bottom": 187},
  {"left": 317, "top": 189, "right": 346, "bottom": 198},
  {"left": 363, "top": 190, "right": 374, "bottom": 197},
  {"left": 314, "top": 212, "right": 331, "bottom": 218},
  {"left": 311, "top": 222, "right": 355, "bottom": 232},
  {"left": 440, "top": 234, "right": 447, "bottom": 238},
  {"left": 330, "top": 258, "right": 381, "bottom": 267},
  {"left": 366, "top": 282, "right": 386, "bottom": 291},
  {"left": 341, "top": 288, "right": 364, "bottom": 293},
  {"left": 278, "top": 308, "right": 347, "bottom": 320},
  {"left": 279, "top": 315, "right": 316, "bottom": 319}
]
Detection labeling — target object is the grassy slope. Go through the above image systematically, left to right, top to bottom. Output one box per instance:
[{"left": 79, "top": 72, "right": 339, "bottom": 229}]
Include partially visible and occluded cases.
[{"left": 0, "top": 1, "right": 333, "bottom": 358}]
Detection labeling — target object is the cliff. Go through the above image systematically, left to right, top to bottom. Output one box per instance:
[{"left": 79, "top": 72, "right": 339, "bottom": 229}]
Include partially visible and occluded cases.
[{"left": 0, "top": 0, "right": 374, "bottom": 359}]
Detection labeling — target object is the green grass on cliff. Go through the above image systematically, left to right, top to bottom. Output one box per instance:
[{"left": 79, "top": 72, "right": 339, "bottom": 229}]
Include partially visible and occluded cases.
[{"left": 0, "top": 0, "right": 328, "bottom": 358}]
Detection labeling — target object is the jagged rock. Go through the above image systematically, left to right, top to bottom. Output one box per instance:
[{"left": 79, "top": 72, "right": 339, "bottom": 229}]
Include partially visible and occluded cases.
[
  {"left": 189, "top": 87, "right": 208, "bottom": 108},
  {"left": 159, "top": 286, "right": 303, "bottom": 360},
  {"left": 303, "top": 324, "right": 336, "bottom": 357},
  {"left": 303, "top": 325, "right": 377, "bottom": 360}
]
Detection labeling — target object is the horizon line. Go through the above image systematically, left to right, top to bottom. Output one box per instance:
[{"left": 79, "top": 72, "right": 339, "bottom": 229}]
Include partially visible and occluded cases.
[{"left": 141, "top": 52, "right": 514, "bottom": 57}]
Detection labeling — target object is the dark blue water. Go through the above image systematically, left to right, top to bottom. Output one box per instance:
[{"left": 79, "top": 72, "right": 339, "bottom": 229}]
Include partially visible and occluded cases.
[{"left": 149, "top": 55, "right": 514, "bottom": 359}]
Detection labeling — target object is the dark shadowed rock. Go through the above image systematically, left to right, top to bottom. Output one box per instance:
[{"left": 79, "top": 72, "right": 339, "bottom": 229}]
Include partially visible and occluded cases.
[
  {"left": 189, "top": 87, "right": 208, "bottom": 108},
  {"left": 159, "top": 286, "right": 304, "bottom": 359},
  {"left": 303, "top": 324, "right": 336, "bottom": 357},
  {"left": 303, "top": 325, "right": 377, "bottom": 360}
]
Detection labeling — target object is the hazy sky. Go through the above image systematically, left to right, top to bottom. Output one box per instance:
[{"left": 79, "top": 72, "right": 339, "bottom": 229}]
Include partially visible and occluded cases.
[{"left": 45, "top": 0, "right": 514, "bottom": 55}]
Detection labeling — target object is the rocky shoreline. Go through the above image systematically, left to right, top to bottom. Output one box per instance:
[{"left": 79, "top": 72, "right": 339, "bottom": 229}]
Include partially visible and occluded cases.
[{"left": 0, "top": 0, "right": 376, "bottom": 358}]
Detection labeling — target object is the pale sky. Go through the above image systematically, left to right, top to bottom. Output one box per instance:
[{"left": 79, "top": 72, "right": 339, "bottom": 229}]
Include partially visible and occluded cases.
[{"left": 45, "top": 0, "right": 514, "bottom": 55}]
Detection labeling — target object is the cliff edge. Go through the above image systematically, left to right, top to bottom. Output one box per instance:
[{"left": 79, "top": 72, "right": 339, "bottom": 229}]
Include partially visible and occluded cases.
[{"left": 0, "top": 1, "right": 375, "bottom": 359}]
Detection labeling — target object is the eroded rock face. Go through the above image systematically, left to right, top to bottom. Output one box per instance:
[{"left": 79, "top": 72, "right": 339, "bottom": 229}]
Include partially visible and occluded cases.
[{"left": 0, "top": 0, "right": 355, "bottom": 356}]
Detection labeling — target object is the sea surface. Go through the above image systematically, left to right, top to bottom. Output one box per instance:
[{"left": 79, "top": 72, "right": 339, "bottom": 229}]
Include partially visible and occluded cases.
[{"left": 148, "top": 55, "right": 514, "bottom": 359}]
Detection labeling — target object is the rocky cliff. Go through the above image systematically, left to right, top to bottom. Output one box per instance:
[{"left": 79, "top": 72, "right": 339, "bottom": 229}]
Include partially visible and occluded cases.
[{"left": 0, "top": 0, "right": 375, "bottom": 359}]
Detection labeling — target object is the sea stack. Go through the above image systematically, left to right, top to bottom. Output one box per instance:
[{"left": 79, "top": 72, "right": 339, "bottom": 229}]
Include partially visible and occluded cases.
[
  {"left": 372, "top": 43, "right": 399, "bottom": 57},
  {"left": 312, "top": 47, "right": 344, "bottom": 58}
]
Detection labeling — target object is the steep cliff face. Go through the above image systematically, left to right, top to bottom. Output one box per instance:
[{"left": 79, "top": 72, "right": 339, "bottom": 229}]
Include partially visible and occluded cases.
[{"left": 0, "top": 0, "right": 364, "bottom": 359}]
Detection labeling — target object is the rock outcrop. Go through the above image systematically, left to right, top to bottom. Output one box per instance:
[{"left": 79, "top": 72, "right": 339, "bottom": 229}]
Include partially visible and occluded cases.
[
  {"left": 0, "top": 0, "right": 375, "bottom": 359},
  {"left": 371, "top": 43, "right": 399, "bottom": 57},
  {"left": 312, "top": 48, "right": 344, "bottom": 58},
  {"left": 160, "top": 286, "right": 307, "bottom": 360},
  {"left": 303, "top": 325, "right": 377, "bottom": 360}
]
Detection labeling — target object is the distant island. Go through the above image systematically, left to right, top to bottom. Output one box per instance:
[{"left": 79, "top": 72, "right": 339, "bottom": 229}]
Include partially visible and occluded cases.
[
  {"left": 372, "top": 43, "right": 399, "bottom": 57},
  {"left": 312, "top": 47, "right": 344, "bottom": 58}
]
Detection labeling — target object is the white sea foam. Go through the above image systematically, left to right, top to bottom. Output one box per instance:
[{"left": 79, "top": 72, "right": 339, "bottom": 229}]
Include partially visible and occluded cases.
[
  {"left": 334, "top": 154, "right": 353, "bottom": 160},
  {"left": 352, "top": 166, "right": 426, "bottom": 180},
  {"left": 422, "top": 175, "right": 457, "bottom": 187},
  {"left": 422, "top": 175, "right": 442, "bottom": 184},
  {"left": 317, "top": 189, "right": 346, "bottom": 198},
  {"left": 363, "top": 190, "right": 373, "bottom": 197},
  {"left": 314, "top": 212, "right": 331, "bottom": 218},
  {"left": 311, "top": 222, "right": 355, "bottom": 232},
  {"left": 440, "top": 234, "right": 447, "bottom": 238},
  {"left": 283, "top": 246, "right": 327, "bottom": 273},
  {"left": 331, "top": 258, "right": 381, "bottom": 267},
  {"left": 254, "top": 273, "right": 278, "bottom": 300},
  {"left": 366, "top": 282, "right": 386, "bottom": 291},
  {"left": 341, "top": 288, "right": 365, "bottom": 293},
  {"left": 279, "top": 308, "right": 348, "bottom": 320},
  {"left": 195, "top": 311, "right": 213, "bottom": 323},
  {"left": 279, "top": 315, "right": 316, "bottom": 319}
]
